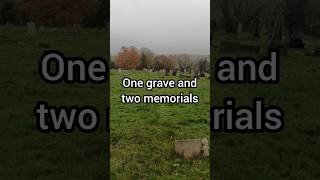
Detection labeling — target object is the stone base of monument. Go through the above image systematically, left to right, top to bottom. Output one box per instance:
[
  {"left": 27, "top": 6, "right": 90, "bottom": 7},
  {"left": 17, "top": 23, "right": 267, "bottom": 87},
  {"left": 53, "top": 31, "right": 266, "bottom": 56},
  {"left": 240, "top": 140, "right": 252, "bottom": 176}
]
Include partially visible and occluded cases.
[{"left": 174, "top": 138, "right": 209, "bottom": 159}]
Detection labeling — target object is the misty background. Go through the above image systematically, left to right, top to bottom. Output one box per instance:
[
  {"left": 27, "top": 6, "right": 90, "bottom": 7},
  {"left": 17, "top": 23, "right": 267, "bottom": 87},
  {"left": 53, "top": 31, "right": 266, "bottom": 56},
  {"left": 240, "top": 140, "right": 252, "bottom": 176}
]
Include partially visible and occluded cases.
[{"left": 110, "top": 0, "right": 210, "bottom": 55}]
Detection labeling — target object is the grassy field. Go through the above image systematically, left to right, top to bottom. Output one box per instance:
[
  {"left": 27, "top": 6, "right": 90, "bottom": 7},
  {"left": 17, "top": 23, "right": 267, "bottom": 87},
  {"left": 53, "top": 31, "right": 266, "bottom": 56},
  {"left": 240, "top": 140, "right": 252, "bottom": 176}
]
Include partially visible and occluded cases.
[
  {"left": 2, "top": 24, "right": 320, "bottom": 180},
  {"left": 0, "top": 25, "right": 108, "bottom": 180},
  {"left": 211, "top": 32, "right": 320, "bottom": 180},
  {"left": 110, "top": 70, "right": 210, "bottom": 179}
]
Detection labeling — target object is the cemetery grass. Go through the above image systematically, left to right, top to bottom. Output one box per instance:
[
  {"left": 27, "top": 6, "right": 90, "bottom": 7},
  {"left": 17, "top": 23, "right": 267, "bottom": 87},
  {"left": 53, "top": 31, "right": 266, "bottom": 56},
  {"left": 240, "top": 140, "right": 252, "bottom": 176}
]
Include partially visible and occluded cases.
[
  {"left": 1, "top": 24, "right": 319, "bottom": 179},
  {"left": 0, "top": 25, "right": 108, "bottom": 179},
  {"left": 212, "top": 32, "right": 320, "bottom": 180},
  {"left": 110, "top": 70, "right": 210, "bottom": 179}
]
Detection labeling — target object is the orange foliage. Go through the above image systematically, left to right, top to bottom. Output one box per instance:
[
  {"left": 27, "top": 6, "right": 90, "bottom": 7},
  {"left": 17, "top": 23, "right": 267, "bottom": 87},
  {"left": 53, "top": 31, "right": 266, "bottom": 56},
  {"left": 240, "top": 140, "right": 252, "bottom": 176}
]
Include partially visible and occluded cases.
[
  {"left": 23, "top": 0, "right": 97, "bottom": 26},
  {"left": 116, "top": 47, "right": 140, "bottom": 70}
]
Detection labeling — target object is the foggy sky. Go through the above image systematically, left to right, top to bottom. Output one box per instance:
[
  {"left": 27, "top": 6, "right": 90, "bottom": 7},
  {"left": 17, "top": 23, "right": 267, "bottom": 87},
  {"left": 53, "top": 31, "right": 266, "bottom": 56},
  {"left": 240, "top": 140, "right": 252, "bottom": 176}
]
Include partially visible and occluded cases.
[{"left": 111, "top": 0, "right": 210, "bottom": 55}]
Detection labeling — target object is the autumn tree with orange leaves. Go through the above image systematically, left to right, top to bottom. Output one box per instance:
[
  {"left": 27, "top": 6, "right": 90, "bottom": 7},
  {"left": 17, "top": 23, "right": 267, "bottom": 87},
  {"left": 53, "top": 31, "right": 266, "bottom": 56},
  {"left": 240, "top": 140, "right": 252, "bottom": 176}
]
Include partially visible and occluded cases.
[
  {"left": 23, "top": 0, "right": 98, "bottom": 26},
  {"left": 116, "top": 46, "right": 140, "bottom": 70}
]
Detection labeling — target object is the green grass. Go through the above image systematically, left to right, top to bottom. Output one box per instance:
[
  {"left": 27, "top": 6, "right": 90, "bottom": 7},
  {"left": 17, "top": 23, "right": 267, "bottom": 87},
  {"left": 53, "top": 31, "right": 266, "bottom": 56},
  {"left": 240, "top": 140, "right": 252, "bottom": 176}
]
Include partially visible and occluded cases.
[
  {"left": 2, "top": 24, "right": 320, "bottom": 180},
  {"left": 0, "top": 25, "right": 108, "bottom": 180},
  {"left": 212, "top": 32, "right": 320, "bottom": 180},
  {"left": 110, "top": 71, "right": 210, "bottom": 179}
]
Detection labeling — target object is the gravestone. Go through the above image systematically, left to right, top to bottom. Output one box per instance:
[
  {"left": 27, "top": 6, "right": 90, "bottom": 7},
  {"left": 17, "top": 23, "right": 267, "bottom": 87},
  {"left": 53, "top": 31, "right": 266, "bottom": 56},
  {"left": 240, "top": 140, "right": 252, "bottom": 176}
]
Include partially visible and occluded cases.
[
  {"left": 27, "top": 22, "right": 36, "bottom": 35},
  {"left": 165, "top": 69, "right": 170, "bottom": 76},
  {"left": 172, "top": 69, "right": 177, "bottom": 76},
  {"left": 174, "top": 138, "right": 209, "bottom": 159}
]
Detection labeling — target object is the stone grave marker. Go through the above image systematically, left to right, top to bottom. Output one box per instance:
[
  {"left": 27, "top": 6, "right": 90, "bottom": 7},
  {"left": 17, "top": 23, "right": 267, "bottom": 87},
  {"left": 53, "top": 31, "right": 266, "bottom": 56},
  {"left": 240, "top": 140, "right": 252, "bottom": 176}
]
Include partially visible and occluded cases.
[{"left": 174, "top": 138, "right": 209, "bottom": 159}]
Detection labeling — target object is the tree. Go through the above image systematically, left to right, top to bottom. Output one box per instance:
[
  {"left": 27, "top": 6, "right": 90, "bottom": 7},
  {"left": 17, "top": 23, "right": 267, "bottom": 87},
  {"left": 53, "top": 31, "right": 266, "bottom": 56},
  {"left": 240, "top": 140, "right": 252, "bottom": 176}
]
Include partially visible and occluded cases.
[
  {"left": 23, "top": 0, "right": 98, "bottom": 26},
  {"left": 82, "top": 0, "right": 108, "bottom": 28},
  {"left": 217, "top": 0, "right": 265, "bottom": 34},
  {"left": 285, "top": 0, "right": 309, "bottom": 48},
  {"left": 0, "top": 1, "right": 18, "bottom": 25},
  {"left": 116, "top": 46, "right": 140, "bottom": 70},
  {"left": 140, "top": 47, "right": 155, "bottom": 69},
  {"left": 137, "top": 52, "right": 147, "bottom": 70},
  {"left": 176, "top": 54, "right": 192, "bottom": 73},
  {"left": 154, "top": 55, "right": 175, "bottom": 71},
  {"left": 154, "top": 55, "right": 166, "bottom": 71},
  {"left": 166, "top": 55, "right": 176, "bottom": 70},
  {"left": 198, "top": 58, "right": 209, "bottom": 75},
  {"left": 110, "top": 61, "right": 117, "bottom": 69}
]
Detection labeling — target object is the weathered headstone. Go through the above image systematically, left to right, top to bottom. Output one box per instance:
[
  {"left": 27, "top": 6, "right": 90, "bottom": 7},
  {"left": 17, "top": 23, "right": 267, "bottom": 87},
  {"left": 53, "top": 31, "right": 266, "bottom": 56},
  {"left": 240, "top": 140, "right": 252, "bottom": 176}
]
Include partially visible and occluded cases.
[{"left": 174, "top": 138, "right": 209, "bottom": 159}]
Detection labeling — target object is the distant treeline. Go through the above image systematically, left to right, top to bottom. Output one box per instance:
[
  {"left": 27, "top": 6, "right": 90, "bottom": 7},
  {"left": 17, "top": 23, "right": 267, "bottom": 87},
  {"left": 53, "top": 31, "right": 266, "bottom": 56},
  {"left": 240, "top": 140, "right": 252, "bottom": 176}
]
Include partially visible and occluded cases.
[
  {"left": 0, "top": 0, "right": 107, "bottom": 28},
  {"left": 212, "top": 0, "right": 320, "bottom": 37},
  {"left": 111, "top": 46, "right": 210, "bottom": 75}
]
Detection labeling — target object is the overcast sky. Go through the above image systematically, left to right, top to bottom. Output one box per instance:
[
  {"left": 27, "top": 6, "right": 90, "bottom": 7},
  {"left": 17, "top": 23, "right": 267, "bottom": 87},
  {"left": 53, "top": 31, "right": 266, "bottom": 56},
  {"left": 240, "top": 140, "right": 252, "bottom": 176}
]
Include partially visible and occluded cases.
[{"left": 111, "top": 0, "right": 210, "bottom": 55}]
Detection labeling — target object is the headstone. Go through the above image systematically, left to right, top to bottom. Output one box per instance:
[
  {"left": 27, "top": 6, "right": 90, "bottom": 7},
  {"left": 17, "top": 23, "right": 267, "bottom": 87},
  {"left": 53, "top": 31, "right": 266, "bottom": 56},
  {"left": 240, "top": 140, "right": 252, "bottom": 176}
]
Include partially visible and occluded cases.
[
  {"left": 27, "top": 22, "right": 36, "bottom": 35},
  {"left": 118, "top": 68, "right": 122, "bottom": 73},
  {"left": 165, "top": 69, "right": 170, "bottom": 76},
  {"left": 172, "top": 69, "right": 177, "bottom": 76},
  {"left": 174, "top": 138, "right": 209, "bottom": 159}
]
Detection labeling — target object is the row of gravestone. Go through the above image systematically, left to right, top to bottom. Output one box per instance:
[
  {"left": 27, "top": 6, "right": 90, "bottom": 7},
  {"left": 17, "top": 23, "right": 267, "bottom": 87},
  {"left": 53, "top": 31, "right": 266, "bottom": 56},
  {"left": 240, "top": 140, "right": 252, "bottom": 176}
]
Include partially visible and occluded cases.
[{"left": 118, "top": 68, "right": 207, "bottom": 78}]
